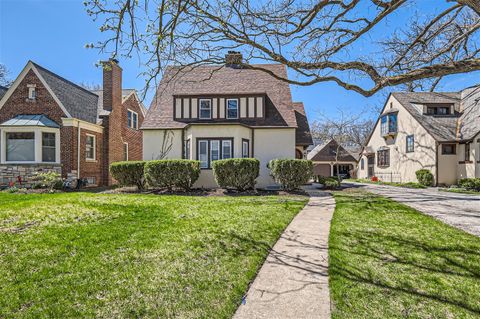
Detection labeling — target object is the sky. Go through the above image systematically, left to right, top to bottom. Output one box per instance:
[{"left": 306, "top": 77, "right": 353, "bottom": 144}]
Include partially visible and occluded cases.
[{"left": 1, "top": 0, "right": 479, "bottom": 124}]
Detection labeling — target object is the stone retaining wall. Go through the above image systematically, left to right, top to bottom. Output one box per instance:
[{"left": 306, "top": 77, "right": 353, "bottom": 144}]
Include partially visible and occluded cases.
[{"left": 0, "top": 164, "right": 62, "bottom": 188}]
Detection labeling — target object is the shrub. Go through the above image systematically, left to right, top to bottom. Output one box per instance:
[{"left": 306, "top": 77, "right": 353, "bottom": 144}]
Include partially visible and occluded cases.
[
  {"left": 212, "top": 158, "right": 259, "bottom": 191},
  {"left": 268, "top": 159, "right": 313, "bottom": 191},
  {"left": 145, "top": 160, "right": 200, "bottom": 191},
  {"left": 110, "top": 161, "right": 146, "bottom": 190},
  {"left": 415, "top": 169, "right": 434, "bottom": 186},
  {"left": 33, "top": 171, "right": 62, "bottom": 192},
  {"left": 324, "top": 178, "right": 341, "bottom": 189},
  {"left": 458, "top": 178, "right": 480, "bottom": 191}
]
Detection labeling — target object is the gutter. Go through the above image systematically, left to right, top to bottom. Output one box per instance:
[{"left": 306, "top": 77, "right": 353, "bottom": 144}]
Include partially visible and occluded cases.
[{"left": 77, "top": 124, "right": 81, "bottom": 178}]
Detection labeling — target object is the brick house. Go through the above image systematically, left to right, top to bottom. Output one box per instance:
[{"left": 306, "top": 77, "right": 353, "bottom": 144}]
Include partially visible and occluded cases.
[{"left": 0, "top": 59, "right": 145, "bottom": 188}]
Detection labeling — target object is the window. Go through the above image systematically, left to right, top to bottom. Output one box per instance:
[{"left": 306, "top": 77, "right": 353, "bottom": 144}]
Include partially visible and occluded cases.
[
  {"left": 27, "top": 84, "right": 36, "bottom": 100},
  {"left": 199, "top": 99, "right": 212, "bottom": 119},
  {"left": 227, "top": 99, "right": 238, "bottom": 119},
  {"left": 426, "top": 106, "right": 450, "bottom": 115},
  {"left": 438, "top": 107, "right": 449, "bottom": 115},
  {"left": 127, "top": 110, "right": 138, "bottom": 129},
  {"left": 380, "top": 114, "right": 397, "bottom": 136},
  {"left": 6, "top": 132, "right": 35, "bottom": 162},
  {"left": 42, "top": 132, "right": 56, "bottom": 162},
  {"left": 86, "top": 135, "right": 96, "bottom": 160},
  {"left": 406, "top": 135, "right": 414, "bottom": 153},
  {"left": 197, "top": 138, "right": 233, "bottom": 168},
  {"left": 184, "top": 139, "right": 190, "bottom": 159},
  {"left": 242, "top": 139, "right": 249, "bottom": 158},
  {"left": 123, "top": 143, "right": 129, "bottom": 161},
  {"left": 465, "top": 143, "right": 470, "bottom": 162},
  {"left": 442, "top": 144, "right": 456, "bottom": 155},
  {"left": 377, "top": 148, "right": 390, "bottom": 167},
  {"left": 360, "top": 158, "right": 364, "bottom": 170},
  {"left": 86, "top": 177, "right": 96, "bottom": 185}
]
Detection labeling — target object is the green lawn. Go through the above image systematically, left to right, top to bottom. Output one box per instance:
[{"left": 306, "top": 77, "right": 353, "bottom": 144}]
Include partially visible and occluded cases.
[
  {"left": 347, "top": 179, "right": 426, "bottom": 189},
  {"left": 439, "top": 188, "right": 480, "bottom": 195},
  {"left": 329, "top": 190, "right": 480, "bottom": 319},
  {"left": 0, "top": 192, "right": 307, "bottom": 318}
]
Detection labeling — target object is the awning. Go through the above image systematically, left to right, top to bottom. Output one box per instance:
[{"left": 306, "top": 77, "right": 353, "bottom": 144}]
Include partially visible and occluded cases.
[{"left": 0, "top": 115, "right": 60, "bottom": 128}]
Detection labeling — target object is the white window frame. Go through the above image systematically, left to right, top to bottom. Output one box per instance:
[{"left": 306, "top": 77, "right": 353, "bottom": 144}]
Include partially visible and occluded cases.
[
  {"left": 226, "top": 98, "right": 239, "bottom": 119},
  {"left": 199, "top": 99, "right": 212, "bottom": 119},
  {"left": 127, "top": 109, "right": 138, "bottom": 129},
  {"left": 0, "top": 127, "right": 60, "bottom": 164},
  {"left": 85, "top": 134, "right": 96, "bottom": 161},
  {"left": 197, "top": 138, "right": 233, "bottom": 168},
  {"left": 198, "top": 140, "right": 209, "bottom": 168},
  {"left": 123, "top": 142, "right": 129, "bottom": 161}
]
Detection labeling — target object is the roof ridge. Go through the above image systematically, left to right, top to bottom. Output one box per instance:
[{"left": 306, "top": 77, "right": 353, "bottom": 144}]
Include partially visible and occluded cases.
[{"left": 30, "top": 61, "right": 99, "bottom": 97}]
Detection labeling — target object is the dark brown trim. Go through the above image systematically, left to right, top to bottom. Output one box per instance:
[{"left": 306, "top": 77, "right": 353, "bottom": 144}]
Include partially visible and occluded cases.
[
  {"left": 173, "top": 93, "right": 266, "bottom": 98},
  {"left": 246, "top": 96, "right": 249, "bottom": 118},
  {"left": 254, "top": 96, "right": 257, "bottom": 118},
  {"left": 189, "top": 97, "right": 192, "bottom": 119},
  {"left": 216, "top": 97, "right": 220, "bottom": 119},
  {"left": 173, "top": 98, "right": 177, "bottom": 120},
  {"left": 180, "top": 98, "right": 184, "bottom": 119},
  {"left": 181, "top": 129, "right": 185, "bottom": 159},
  {"left": 251, "top": 129, "right": 255, "bottom": 158},
  {"left": 196, "top": 137, "right": 234, "bottom": 169},
  {"left": 440, "top": 143, "right": 456, "bottom": 155},
  {"left": 459, "top": 161, "right": 474, "bottom": 164}
]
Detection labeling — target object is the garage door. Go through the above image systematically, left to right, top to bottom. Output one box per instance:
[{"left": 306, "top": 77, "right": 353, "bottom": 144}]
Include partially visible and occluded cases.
[{"left": 313, "top": 164, "right": 331, "bottom": 177}]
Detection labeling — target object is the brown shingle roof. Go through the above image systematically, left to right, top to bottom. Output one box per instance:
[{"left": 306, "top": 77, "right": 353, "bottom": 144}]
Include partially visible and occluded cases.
[
  {"left": 142, "top": 64, "right": 298, "bottom": 129},
  {"left": 292, "top": 102, "right": 313, "bottom": 145}
]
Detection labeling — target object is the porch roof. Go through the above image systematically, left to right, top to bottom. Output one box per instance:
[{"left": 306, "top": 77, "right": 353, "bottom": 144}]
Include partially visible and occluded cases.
[{"left": 0, "top": 115, "right": 60, "bottom": 128}]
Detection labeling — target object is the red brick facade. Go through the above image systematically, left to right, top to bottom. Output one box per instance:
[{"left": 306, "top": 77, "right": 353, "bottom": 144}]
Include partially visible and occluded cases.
[{"left": 0, "top": 61, "right": 144, "bottom": 187}]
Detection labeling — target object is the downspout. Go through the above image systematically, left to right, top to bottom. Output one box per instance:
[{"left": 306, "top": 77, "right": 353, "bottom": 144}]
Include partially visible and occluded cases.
[
  {"left": 77, "top": 122, "right": 81, "bottom": 178},
  {"left": 435, "top": 142, "right": 439, "bottom": 186}
]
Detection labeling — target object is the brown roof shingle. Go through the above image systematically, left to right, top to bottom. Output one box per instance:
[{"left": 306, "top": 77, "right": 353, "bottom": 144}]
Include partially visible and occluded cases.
[{"left": 292, "top": 102, "right": 313, "bottom": 145}]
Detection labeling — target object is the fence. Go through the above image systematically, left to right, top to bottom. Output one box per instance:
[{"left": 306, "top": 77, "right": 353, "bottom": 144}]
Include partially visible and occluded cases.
[{"left": 374, "top": 172, "right": 402, "bottom": 183}]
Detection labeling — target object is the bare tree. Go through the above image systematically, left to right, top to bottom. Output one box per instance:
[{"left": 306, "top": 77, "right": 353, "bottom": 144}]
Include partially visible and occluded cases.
[
  {"left": 85, "top": 0, "right": 480, "bottom": 98},
  {"left": 0, "top": 64, "right": 13, "bottom": 87},
  {"left": 79, "top": 82, "right": 102, "bottom": 90},
  {"left": 153, "top": 130, "right": 174, "bottom": 160}
]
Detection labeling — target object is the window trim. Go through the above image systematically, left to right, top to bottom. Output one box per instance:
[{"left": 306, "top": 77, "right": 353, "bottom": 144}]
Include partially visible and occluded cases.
[
  {"left": 198, "top": 98, "right": 212, "bottom": 120},
  {"left": 226, "top": 98, "right": 239, "bottom": 119},
  {"left": 127, "top": 109, "right": 139, "bottom": 129},
  {"left": 380, "top": 113, "right": 398, "bottom": 136},
  {"left": 1, "top": 127, "right": 60, "bottom": 164},
  {"left": 42, "top": 132, "right": 57, "bottom": 163},
  {"left": 85, "top": 134, "right": 96, "bottom": 161},
  {"left": 406, "top": 135, "right": 414, "bottom": 153},
  {"left": 196, "top": 138, "right": 234, "bottom": 169},
  {"left": 242, "top": 138, "right": 250, "bottom": 158},
  {"left": 123, "top": 142, "right": 129, "bottom": 161},
  {"left": 441, "top": 143, "right": 456, "bottom": 155},
  {"left": 377, "top": 148, "right": 390, "bottom": 168},
  {"left": 360, "top": 158, "right": 364, "bottom": 170}
]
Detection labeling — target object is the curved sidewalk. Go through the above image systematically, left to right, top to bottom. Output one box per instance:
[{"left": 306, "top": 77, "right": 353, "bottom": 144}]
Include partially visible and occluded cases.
[{"left": 233, "top": 189, "right": 335, "bottom": 319}]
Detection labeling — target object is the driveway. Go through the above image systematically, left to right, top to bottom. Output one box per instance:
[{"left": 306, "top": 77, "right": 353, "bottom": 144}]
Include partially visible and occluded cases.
[{"left": 345, "top": 182, "right": 480, "bottom": 237}]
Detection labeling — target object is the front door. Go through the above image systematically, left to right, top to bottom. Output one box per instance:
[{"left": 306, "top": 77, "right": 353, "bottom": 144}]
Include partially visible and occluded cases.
[{"left": 367, "top": 155, "right": 375, "bottom": 177}]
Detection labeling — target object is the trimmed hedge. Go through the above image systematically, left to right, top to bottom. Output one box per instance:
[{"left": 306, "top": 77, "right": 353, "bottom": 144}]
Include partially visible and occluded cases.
[
  {"left": 212, "top": 158, "right": 260, "bottom": 191},
  {"left": 144, "top": 159, "right": 200, "bottom": 191},
  {"left": 268, "top": 159, "right": 313, "bottom": 191},
  {"left": 110, "top": 161, "right": 146, "bottom": 190},
  {"left": 415, "top": 169, "right": 434, "bottom": 186},
  {"left": 315, "top": 176, "right": 341, "bottom": 189},
  {"left": 458, "top": 178, "right": 480, "bottom": 191}
]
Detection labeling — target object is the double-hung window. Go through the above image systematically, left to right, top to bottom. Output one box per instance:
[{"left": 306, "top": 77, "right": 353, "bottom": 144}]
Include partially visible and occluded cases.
[
  {"left": 199, "top": 99, "right": 212, "bottom": 119},
  {"left": 227, "top": 99, "right": 238, "bottom": 119},
  {"left": 127, "top": 110, "right": 138, "bottom": 129},
  {"left": 42, "top": 132, "right": 56, "bottom": 162},
  {"left": 86, "top": 134, "right": 96, "bottom": 160},
  {"left": 406, "top": 135, "right": 414, "bottom": 153},
  {"left": 197, "top": 138, "right": 233, "bottom": 168}
]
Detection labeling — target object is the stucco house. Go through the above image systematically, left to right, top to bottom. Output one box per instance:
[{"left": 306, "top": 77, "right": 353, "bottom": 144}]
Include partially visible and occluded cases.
[
  {"left": 141, "top": 52, "right": 313, "bottom": 188},
  {"left": 0, "top": 59, "right": 145, "bottom": 188},
  {"left": 358, "top": 85, "right": 480, "bottom": 185},
  {"left": 307, "top": 139, "right": 359, "bottom": 178}
]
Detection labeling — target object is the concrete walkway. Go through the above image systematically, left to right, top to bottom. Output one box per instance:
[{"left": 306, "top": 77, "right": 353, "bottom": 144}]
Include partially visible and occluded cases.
[
  {"left": 346, "top": 182, "right": 480, "bottom": 236},
  {"left": 233, "top": 188, "right": 335, "bottom": 319}
]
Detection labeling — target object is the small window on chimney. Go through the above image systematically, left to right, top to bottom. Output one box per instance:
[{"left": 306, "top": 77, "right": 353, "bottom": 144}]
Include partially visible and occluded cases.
[{"left": 27, "top": 84, "right": 36, "bottom": 100}]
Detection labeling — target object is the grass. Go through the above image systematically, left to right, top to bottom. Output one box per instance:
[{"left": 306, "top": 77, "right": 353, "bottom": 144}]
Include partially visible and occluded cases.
[
  {"left": 347, "top": 178, "right": 426, "bottom": 189},
  {"left": 439, "top": 188, "right": 480, "bottom": 195},
  {"left": 329, "top": 189, "right": 480, "bottom": 319},
  {"left": 0, "top": 192, "right": 307, "bottom": 318}
]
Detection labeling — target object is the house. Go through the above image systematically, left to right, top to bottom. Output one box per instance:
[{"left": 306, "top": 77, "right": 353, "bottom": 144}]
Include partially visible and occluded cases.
[
  {"left": 141, "top": 52, "right": 313, "bottom": 188},
  {"left": 0, "top": 59, "right": 145, "bottom": 188},
  {"left": 358, "top": 85, "right": 480, "bottom": 185},
  {"left": 307, "top": 139, "right": 359, "bottom": 178}
]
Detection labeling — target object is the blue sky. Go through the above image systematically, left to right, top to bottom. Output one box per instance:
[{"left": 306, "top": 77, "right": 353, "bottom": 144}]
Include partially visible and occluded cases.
[{"left": 1, "top": 0, "right": 479, "bottom": 123}]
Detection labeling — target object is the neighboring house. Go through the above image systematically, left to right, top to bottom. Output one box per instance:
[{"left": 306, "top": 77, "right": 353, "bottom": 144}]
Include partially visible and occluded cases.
[
  {"left": 141, "top": 52, "right": 313, "bottom": 188},
  {"left": 0, "top": 59, "right": 145, "bottom": 188},
  {"left": 358, "top": 85, "right": 480, "bottom": 185},
  {"left": 307, "top": 139, "right": 359, "bottom": 178}
]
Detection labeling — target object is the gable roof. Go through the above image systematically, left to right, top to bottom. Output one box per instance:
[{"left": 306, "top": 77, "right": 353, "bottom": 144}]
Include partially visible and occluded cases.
[
  {"left": 32, "top": 62, "right": 99, "bottom": 123},
  {"left": 142, "top": 64, "right": 298, "bottom": 129},
  {"left": 0, "top": 85, "right": 8, "bottom": 100},
  {"left": 458, "top": 85, "right": 480, "bottom": 140},
  {"left": 90, "top": 89, "right": 148, "bottom": 120},
  {"left": 391, "top": 92, "right": 461, "bottom": 141},
  {"left": 292, "top": 102, "right": 313, "bottom": 145},
  {"left": 307, "top": 139, "right": 357, "bottom": 162}
]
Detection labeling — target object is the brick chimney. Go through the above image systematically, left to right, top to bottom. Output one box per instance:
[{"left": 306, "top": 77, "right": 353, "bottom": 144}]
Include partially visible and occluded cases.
[
  {"left": 225, "top": 51, "right": 243, "bottom": 67},
  {"left": 101, "top": 58, "right": 122, "bottom": 111}
]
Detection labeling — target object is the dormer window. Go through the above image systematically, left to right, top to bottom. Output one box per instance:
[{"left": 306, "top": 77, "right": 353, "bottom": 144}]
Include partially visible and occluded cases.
[
  {"left": 27, "top": 84, "right": 36, "bottom": 100},
  {"left": 199, "top": 99, "right": 212, "bottom": 119},
  {"left": 227, "top": 99, "right": 238, "bottom": 119},
  {"left": 426, "top": 105, "right": 451, "bottom": 115},
  {"left": 380, "top": 113, "right": 397, "bottom": 137}
]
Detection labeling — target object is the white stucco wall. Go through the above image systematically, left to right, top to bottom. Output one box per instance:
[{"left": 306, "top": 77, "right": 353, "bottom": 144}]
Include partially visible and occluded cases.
[
  {"left": 358, "top": 95, "right": 437, "bottom": 183},
  {"left": 142, "top": 129, "right": 183, "bottom": 160}
]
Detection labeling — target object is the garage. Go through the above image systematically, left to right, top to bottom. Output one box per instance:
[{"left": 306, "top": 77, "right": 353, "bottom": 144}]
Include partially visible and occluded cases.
[{"left": 313, "top": 163, "right": 331, "bottom": 177}]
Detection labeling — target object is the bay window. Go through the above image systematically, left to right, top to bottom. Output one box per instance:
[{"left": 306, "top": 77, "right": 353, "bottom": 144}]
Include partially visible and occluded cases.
[
  {"left": 380, "top": 113, "right": 397, "bottom": 136},
  {"left": 1, "top": 128, "right": 59, "bottom": 163},
  {"left": 6, "top": 132, "right": 35, "bottom": 162},
  {"left": 197, "top": 138, "right": 233, "bottom": 168}
]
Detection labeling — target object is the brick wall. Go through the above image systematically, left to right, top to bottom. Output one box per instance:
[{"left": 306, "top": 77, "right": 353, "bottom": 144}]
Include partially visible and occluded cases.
[
  {"left": 122, "top": 94, "right": 144, "bottom": 161},
  {"left": 78, "top": 128, "right": 103, "bottom": 186}
]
